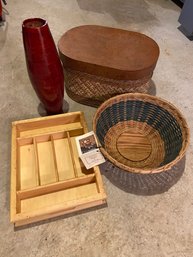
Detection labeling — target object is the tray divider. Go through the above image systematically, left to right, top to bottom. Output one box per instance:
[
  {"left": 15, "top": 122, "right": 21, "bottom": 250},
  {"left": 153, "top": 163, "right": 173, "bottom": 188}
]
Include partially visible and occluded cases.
[
  {"left": 80, "top": 112, "right": 88, "bottom": 133},
  {"left": 67, "top": 131, "right": 78, "bottom": 178},
  {"left": 51, "top": 135, "right": 59, "bottom": 182},
  {"left": 33, "top": 137, "right": 41, "bottom": 186},
  {"left": 16, "top": 140, "right": 21, "bottom": 191},
  {"left": 94, "top": 170, "right": 101, "bottom": 193},
  {"left": 17, "top": 174, "right": 96, "bottom": 200}
]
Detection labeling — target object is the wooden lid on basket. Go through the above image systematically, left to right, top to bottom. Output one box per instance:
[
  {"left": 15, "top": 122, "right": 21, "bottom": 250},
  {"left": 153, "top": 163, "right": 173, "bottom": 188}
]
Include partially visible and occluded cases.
[{"left": 58, "top": 25, "right": 159, "bottom": 80}]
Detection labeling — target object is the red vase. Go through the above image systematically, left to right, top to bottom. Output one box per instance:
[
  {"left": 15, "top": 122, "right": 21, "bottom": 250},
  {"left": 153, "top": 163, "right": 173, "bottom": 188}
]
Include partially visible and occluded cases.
[
  {"left": 0, "top": 1, "right": 3, "bottom": 22},
  {"left": 22, "top": 18, "right": 64, "bottom": 115}
]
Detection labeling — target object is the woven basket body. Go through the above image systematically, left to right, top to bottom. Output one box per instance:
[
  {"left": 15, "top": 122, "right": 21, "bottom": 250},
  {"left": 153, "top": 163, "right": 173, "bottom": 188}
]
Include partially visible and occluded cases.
[
  {"left": 58, "top": 25, "right": 159, "bottom": 107},
  {"left": 65, "top": 69, "right": 151, "bottom": 107},
  {"left": 93, "top": 93, "right": 189, "bottom": 175},
  {"left": 100, "top": 158, "right": 185, "bottom": 195}
]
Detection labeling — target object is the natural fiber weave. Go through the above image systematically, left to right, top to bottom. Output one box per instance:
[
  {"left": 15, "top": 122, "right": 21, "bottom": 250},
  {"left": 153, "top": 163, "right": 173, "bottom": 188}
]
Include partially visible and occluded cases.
[
  {"left": 65, "top": 69, "right": 151, "bottom": 107},
  {"left": 93, "top": 93, "right": 190, "bottom": 174},
  {"left": 99, "top": 157, "right": 186, "bottom": 195}
]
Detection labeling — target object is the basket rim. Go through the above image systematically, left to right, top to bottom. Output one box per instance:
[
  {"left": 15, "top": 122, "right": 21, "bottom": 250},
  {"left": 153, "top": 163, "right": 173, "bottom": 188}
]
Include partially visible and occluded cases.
[{"left": 93, "top": 93, "right": 190, "bottom": 174}]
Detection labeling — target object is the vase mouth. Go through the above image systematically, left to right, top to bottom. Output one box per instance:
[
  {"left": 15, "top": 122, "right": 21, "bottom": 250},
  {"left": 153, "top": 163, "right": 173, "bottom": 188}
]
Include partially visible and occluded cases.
[{"left": 22, "top": 18, "right": 47, "bottom": 29}]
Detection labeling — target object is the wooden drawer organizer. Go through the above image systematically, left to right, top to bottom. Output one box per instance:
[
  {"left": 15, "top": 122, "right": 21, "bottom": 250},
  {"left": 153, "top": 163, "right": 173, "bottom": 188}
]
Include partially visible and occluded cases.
[{"left": 11, "top": 112, "right": 107, "bottom": 227}]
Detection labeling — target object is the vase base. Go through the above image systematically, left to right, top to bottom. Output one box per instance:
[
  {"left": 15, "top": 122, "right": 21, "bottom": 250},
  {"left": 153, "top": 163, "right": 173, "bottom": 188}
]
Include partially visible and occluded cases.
[{"left": 38, "top": 100, "right": 69, "bottom": 116}]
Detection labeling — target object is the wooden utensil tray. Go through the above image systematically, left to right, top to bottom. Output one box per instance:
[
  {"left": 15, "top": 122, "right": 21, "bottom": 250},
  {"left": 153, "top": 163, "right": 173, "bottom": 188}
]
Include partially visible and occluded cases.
[{"left": 11, "top": 112, "right": 106, "bottom": 227}]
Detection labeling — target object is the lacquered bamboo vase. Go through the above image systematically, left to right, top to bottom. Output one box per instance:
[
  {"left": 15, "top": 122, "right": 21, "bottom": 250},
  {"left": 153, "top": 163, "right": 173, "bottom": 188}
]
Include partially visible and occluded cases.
[{"left": 22, "top": 18, "right": 64, "bottom": 115}]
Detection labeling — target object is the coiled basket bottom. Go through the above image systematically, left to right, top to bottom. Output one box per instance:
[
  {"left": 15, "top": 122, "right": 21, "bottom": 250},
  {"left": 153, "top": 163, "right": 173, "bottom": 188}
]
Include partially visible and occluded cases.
[{"left": 93, "top": 93, "right": 189, "bottom": 178}]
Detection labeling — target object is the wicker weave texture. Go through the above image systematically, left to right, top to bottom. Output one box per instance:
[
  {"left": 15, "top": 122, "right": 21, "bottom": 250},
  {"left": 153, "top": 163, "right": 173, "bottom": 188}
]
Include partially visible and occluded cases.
[
  {"left": 65, "top": 69, "right": 151, "bottom": 107},
  {"left": 93, "top": 93, "right": 190, "bottom": 174},
  {"left": 100, "top": 157, "right": 185, "bottom": 195}
]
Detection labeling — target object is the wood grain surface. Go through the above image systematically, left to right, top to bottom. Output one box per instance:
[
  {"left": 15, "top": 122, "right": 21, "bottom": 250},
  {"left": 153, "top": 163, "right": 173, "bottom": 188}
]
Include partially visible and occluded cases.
[
  {"left": 58, "top": 25, "right": 159, "bottom": 80},
  {"left": 11, "top": 112, "right": 107, "bottom": 227},
  {"left": 117, "top": 130, "right": 152, "bottom": 162}
]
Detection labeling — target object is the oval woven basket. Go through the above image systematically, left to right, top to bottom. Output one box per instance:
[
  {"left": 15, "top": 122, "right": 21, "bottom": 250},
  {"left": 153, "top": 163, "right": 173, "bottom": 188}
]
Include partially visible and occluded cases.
[
  {"left": 59, "top": 25, "right": 160, "bottom": 107},
  {"left": 93, "top": 93, "right": 190, "bottom": 174}
]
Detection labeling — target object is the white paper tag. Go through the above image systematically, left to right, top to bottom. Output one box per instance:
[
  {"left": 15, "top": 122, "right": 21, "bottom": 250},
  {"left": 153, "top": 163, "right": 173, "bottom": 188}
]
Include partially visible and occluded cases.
[{"left": 75, "top": 131, "right": 105, "bottom": 169}]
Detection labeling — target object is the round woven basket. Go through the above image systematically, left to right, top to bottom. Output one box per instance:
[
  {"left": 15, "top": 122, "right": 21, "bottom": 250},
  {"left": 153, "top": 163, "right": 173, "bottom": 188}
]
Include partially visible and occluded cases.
[{"left": 93, "top": 93, "right": 190, "bottom": 175}]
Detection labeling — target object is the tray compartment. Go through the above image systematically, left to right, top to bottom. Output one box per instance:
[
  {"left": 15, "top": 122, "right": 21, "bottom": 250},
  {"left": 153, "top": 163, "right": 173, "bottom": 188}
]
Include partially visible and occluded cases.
[
  {"left": 15, "top": 112, "right": 85, "bottom": 137},
  {"left": 54, "top": 137, "right": 75, "bottom": 180},
  {"left": 38, "top": 140, "right": 56, "bottom": 185},
  {"left": 19, "top": 143, "right": 37, "bottom": 190},
  {"left": 20, "top": 182, "right": 98, "bottom": 213}
]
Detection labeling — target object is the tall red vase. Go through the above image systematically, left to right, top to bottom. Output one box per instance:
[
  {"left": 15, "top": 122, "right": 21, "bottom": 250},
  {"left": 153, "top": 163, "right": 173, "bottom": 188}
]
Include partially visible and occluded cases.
[{"left": 22, "top": 18, "right": 64, "bottom": 115}]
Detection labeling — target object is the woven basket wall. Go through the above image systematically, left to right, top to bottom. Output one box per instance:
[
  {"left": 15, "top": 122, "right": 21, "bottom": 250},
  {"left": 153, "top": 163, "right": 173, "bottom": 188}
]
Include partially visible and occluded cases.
[
  {"left": 65, "top": 69, "right": 151, "bottom": 107},
  {"left": 93, "top": 93, "right": 190, "bottom": 176},
  {"left": 99, "top": 158, "right": 186, "bottom": 195}
]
